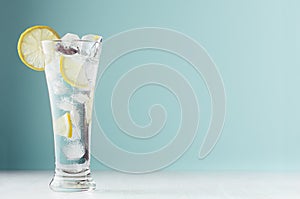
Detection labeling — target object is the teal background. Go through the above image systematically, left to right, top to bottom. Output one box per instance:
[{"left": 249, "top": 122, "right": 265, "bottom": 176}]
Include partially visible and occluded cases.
[{"left": 1, "top": 0, "right": 300, "bottom": 171}]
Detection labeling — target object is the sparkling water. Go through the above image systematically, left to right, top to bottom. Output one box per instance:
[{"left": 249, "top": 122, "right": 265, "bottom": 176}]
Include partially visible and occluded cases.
[{"left": 43, "top": 37, "right": 101, "bottom": 175}]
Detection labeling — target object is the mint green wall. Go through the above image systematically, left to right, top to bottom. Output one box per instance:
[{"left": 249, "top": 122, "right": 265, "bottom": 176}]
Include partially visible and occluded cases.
[{"left": 1, "top": 0, "right": 300, "bottom": 171}]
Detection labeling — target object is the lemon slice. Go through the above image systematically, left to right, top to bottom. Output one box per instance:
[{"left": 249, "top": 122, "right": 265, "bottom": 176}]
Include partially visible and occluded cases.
[
  {"left": 17, "top": 25, "right": 60, "bottom": 71},
  {"left": 60, "top": 56, "right": 89, "bottom": 88},
  {"left": 53, "top": 112, "right": 72, "bottom": 138}
]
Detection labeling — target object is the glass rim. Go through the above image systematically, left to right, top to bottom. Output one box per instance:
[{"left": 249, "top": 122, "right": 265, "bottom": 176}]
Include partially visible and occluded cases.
[{"left": 41, "top": 39, "right": 102, "bottom": 44}]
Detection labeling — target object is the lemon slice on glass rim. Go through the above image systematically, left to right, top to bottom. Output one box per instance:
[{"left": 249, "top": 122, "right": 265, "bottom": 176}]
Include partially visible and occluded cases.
[
  {"left": 17, "top": 25, "right": 60, "bottom": 71},
  {"left": 53, "top": 112, "right": 72, "bottom": 138}
]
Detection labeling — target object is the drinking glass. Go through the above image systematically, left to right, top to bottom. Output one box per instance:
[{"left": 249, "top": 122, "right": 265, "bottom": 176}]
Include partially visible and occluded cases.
[{"left": 42, "top": 38, "right": 102, "bottom": 192}]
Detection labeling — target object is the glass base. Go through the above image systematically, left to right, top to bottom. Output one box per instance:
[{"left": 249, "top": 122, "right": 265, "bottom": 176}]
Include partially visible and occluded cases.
[{"left": 49, "top": 168, "right": 96, "bottom": 192}]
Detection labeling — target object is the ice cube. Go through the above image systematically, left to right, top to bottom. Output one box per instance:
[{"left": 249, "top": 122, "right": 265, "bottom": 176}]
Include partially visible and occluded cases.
[
  {"left": 56, "top": 33, "right": 80, "bottom": 55},
  {"left": 61, "top": 33, "right": 80, "bottom": 41},
  {"left": 81, "top": 34, "right": 102, "bottom": 57},
  {"left": 81, "top": 34, "right": 102, "bottom": 42},
  {"left": 90, "top": 42, "right": 102, "bottom": 58},
  {"left": 83, "top": 61, "right": 98, "bottom": 82},
  {"left": 53, "top": 80, "right": 69, "bottom": 95},
  {"left": 71, "top": 93, "right": 89, "bottom": 104},
  {"left": 85, "top": 96, "right": 93, "bottom": 123},
  {"left": 57, "top": 97, "right": 75, "bottom": 111},
  {"left": 70, "top": 108, "right": 81, "bottom": 129},
  {"left": 70, "top": 109, "right": 82, "bottom": 140},
  {"left": 70, "top": 127, "right": 81, "bottom": 140},
  {"left": 63, "top": 140, "right": 85, "bottom": 160}
]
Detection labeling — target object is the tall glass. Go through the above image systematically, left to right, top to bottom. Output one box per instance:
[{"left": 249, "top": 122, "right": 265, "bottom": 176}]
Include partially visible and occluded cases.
[{"left": 42, "top": 39, "right": 102, "bottom": 192}]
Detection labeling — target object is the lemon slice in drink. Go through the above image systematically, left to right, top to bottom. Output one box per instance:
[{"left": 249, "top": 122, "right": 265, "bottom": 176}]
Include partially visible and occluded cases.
[
  {"left": 17, "top": 25, "right": 60, "bottom": 71},
  {"left": 60, "top": 57, "right": 89, "bottom": 88},
  {"left": 54, "top": 112, "right": 72, "bottom": 138}
]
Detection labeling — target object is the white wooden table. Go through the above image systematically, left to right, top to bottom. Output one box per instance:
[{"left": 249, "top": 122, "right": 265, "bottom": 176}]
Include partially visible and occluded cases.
[{"left": 0, "top": 171, "right": 300, "bottom": 199}]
